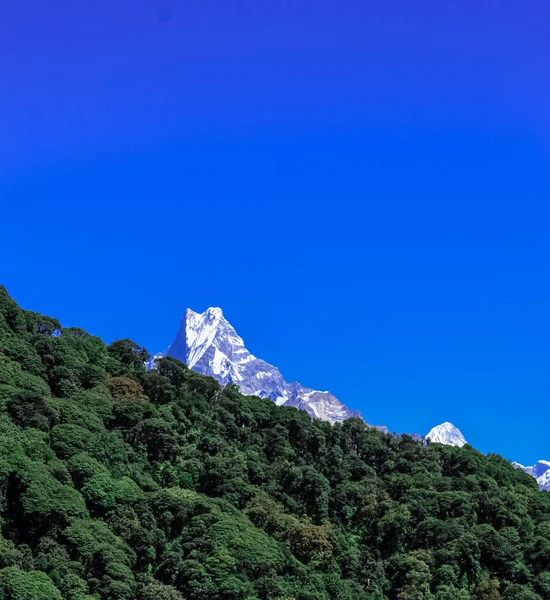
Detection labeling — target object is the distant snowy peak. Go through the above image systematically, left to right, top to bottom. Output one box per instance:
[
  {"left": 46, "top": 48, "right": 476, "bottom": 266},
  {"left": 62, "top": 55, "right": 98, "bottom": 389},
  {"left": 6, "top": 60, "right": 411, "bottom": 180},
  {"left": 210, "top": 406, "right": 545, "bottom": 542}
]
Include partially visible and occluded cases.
[
  {"left": 156, "top": 307, "right": 363, "bottom": 424},
  {"left": 426, "top": 422, "right": 467, "bottom": 447},
  {"left": 512, "top": 461, "right": 550, "bottom": 491},
  {"left": 538, "top": 469, "right": 550, "bottom": 491}
]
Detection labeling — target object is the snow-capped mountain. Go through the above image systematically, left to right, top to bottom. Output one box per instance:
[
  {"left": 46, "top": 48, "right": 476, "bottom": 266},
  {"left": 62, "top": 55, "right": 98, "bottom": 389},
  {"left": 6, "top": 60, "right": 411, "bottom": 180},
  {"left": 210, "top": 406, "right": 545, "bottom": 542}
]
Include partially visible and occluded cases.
[
  {"left": 151, "top": 307, "right": 363, "bottom": 423},
  {"left": 145, "top": 311, "right": 547, "bottom": 479},
  {"left": 425, "top": 422, "right": 467, "bottom": 447},
  {"left": 424, "top": 425, "right": 549, "bottom": 490},
  {"left": 512, "top": 461, "right": 550, "bottom": 491}
]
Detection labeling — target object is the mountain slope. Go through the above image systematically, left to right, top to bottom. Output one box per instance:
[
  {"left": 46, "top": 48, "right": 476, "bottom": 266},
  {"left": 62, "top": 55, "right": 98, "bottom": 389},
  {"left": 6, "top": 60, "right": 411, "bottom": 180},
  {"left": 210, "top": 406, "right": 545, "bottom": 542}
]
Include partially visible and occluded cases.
[
  {"left": 1, "top": 286, "right": 550, "bottom": 599},
  {"left": 153, "top": 307, "right": 363, "bottom": 423}
]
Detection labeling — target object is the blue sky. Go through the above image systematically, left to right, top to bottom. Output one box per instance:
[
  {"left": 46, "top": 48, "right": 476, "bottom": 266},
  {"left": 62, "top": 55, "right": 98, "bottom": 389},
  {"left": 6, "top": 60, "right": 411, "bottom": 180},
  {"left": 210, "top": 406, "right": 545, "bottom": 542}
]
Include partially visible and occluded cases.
[{"left": 1, "top": 0, "right": 549, "bottom": 464}]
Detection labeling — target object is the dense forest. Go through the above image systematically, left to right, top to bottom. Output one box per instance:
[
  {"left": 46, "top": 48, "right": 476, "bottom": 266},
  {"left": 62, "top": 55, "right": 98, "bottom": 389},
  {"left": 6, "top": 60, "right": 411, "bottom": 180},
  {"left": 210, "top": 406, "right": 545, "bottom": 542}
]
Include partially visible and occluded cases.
[{"left": 0, "top": 286, "right": 549, "bottom": 600}]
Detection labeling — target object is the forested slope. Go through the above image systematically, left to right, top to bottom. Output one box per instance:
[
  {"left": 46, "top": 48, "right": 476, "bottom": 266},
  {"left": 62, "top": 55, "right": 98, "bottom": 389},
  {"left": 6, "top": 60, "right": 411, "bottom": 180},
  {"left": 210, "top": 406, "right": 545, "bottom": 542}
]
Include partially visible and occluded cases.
[{"left": 0, "top": 286, "right": 549, "bottom": 600}]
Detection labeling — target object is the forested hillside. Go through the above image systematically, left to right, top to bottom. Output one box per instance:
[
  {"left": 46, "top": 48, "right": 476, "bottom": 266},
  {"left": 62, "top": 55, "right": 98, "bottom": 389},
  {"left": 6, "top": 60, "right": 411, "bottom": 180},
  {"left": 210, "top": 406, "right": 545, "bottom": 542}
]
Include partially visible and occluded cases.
[{"left": 0, "top": 286, "right": 549, "bottom": 600}]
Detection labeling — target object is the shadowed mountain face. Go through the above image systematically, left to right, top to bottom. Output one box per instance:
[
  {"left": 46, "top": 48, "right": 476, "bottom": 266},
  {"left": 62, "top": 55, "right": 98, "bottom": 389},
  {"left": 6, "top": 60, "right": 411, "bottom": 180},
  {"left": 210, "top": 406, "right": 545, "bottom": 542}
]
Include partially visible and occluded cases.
[{"left": 151, "top": 307, "right": 363, "bottom": 423}]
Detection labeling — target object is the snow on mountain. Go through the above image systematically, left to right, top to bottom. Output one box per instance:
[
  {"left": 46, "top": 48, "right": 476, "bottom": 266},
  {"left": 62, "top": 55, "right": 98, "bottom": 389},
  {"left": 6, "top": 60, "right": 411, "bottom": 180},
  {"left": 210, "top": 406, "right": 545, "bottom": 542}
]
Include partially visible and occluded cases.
[
  {"left": 151, "top": 307, "right": 363, "bottom": 423},
  {"left": 147, "top": 311, "right": 550, "bottom": 473},
  {"left": 425, "top": 422, "right": 467, "bottom": 447},
  {"left": 423, "top": 428, "right": 550, "bottom": 490},
  {"left": 512, "top": 461, "right": 550, "bottom": 491},
  {"left": 511, "top": 462, "right": 535, "bottom": 477},
  {"left": 538, "top": 469, "right": 550, "bottom": 491}
]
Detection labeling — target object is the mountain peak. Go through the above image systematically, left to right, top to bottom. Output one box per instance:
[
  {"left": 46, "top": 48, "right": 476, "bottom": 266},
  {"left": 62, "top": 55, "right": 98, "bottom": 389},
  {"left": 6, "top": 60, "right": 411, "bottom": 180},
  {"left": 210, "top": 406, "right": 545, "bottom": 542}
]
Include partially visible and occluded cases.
[
  {"left": 154, "top": 306, "right": 363, "bottom": 423},
  {"left": 182, "top": 307, "right": 240, "bottom": 370},
  {"left": 185, "top": 307, "right": 222, "bottom": 323},
  {"left": 426, "top": 422, "right": 467, "bottom": 447}
]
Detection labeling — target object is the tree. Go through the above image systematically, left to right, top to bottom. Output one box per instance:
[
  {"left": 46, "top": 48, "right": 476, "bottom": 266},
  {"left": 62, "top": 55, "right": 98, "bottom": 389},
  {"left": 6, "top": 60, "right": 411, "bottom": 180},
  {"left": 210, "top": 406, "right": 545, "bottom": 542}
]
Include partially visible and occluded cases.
[
  {"left": 2, "top": 288, "right": 550, "bottom": 600},
  {"left": 107, "top": 339, "right": 150, "bottom": 374},
  {"left": 7, "top": 392, "right": 57, "bottom": 431},
  {"left": 0, "top": 566, "right": 63, "bottom": 599},
  {"left": 138, "top": 580, "right": 185, "bottom": 600}
]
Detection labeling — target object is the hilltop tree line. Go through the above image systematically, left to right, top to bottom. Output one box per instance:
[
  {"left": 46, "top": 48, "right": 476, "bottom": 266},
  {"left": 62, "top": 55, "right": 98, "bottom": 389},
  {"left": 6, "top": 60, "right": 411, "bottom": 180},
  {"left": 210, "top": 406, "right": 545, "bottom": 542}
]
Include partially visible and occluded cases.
[{"left": 0, "top": 286, "right": 549, "bottom": 599}]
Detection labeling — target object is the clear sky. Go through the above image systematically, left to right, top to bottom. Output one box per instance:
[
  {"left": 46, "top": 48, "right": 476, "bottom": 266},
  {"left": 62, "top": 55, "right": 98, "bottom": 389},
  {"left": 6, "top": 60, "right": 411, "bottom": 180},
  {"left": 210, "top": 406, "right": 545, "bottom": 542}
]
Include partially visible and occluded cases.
[{"left": 1, "top": 1, "right": 549, "bottom": 465}]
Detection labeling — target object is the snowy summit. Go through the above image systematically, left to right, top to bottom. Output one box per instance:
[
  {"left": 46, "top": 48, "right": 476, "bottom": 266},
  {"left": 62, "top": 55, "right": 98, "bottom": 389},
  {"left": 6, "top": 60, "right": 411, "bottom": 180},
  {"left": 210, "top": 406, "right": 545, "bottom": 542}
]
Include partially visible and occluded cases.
[
  {"left": 149, "top": 307, "right": 363, "bottom": 423},
  {"left": 425, "top": 422, "right": 467, "bottom": 447}
]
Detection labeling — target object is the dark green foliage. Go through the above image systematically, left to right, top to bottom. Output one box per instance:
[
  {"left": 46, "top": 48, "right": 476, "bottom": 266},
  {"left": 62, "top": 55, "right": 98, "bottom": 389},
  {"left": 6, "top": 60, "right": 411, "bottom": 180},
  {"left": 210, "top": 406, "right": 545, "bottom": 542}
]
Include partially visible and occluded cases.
[
  {"left": 0, "top": 288, "right": 549, "bottom": 599},
  {"left": 107, "top": 339, "right": 150, "bottom": 375},
  {"left": 7, "top": 393, "right": 57, "bottom": 431},
  {"left": 0, "top": 565, "right": 63, "bottom": 599}
]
